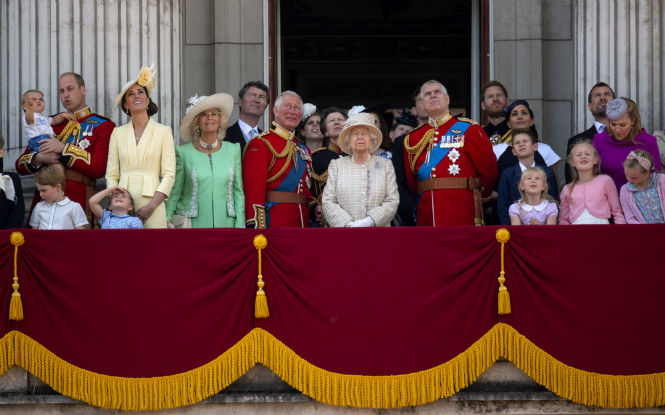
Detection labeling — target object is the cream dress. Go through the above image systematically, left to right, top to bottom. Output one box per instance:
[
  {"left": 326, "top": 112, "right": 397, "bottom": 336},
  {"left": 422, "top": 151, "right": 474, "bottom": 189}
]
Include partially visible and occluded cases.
[
  {"left": 105, "top": 118, "right": 176, "bottom": 228},
  {"left": 322, "top": 155, "right": 399, "bottom": 227}
]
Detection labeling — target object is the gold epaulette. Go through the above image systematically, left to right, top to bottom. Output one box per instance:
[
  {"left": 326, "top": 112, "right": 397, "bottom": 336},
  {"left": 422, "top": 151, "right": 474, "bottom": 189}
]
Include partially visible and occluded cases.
[
  {"left": 456, "top": 117, "right": 479, "bottom": 125},
  {"left": 241, "top": 131, "right": 271, "bottom": 158},
  {"left": 311, "top": 147, "right": 328, "bottom": 156}
]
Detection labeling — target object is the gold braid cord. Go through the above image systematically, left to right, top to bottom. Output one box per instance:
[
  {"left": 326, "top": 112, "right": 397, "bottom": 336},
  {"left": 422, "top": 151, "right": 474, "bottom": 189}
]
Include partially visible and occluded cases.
[
  {"left": 55, "top": 120, "right": 81, "bottom": 143},
  {"left": 403, "top": 129, "right": 435, "bottom": 174},
  {"left": 262, "top": 138, "right": 299, "bottom": 184},
  {"left": 0, "top": 324, "right": 661, "bottom": 411}
]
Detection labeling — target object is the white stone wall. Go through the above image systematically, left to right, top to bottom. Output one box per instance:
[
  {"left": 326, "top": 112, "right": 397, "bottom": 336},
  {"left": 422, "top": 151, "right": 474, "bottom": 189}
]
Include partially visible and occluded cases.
[
  {"left": 0, "top": 0, "right": 183, "bottom": 168},
  {"left": 182, "top": 0, "right": 265, "bottom": 128},
  {"left": 492, "top": 0, "right": 575, "bottom": 183},
  {"left": 575, "top": 0, "right": 665, "bottom": 133}
]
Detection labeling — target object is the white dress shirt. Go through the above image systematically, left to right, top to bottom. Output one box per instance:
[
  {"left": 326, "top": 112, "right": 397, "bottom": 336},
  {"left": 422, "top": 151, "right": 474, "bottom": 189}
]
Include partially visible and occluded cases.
[
  {"left": 237, "top": 119, "right": 260, "bottom": 143},
  {"left": 594, "top": 121, "right": 606, "bottom": 134},
  {"left": 519, "top": 160, "right": 537, "bottom": 172},
  {"left": 29, "top": 197, "right": 88, "bottom": 229}
]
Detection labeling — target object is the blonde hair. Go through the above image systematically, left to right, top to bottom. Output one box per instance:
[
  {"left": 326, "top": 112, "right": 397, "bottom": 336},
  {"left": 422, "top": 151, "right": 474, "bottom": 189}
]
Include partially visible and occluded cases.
[
  {"left": 21, "top": 89, "right": 44, "bottom": 109},
  {"left": 607, "top": 97, "right": 643, "bottom": 144},
  {"left": 190, "top": 109, "right": 228, "bottom": 141},
  {"left": 566, "top": 141, "right": 601, "bottom": 203},
  {"left": 623, "top": 149, "right": 654, "bottom": 174},
  {"left": 35, "top": 165, "right": 66, "bottom": 189},
  {"left": 517, "top": 167, "right": 557, "bottom": 213}
]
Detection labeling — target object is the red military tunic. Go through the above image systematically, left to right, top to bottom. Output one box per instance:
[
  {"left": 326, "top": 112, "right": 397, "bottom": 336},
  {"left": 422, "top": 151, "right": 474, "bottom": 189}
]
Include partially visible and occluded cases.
[
  {"left": 16, "top": 107, "right": 115, "bottom": 225},
  {"left": 403, "top": 112, "right": 498, "bottom": 226},
  {"left": 242, "top": 122, "right": 315, "bottom": 228}
]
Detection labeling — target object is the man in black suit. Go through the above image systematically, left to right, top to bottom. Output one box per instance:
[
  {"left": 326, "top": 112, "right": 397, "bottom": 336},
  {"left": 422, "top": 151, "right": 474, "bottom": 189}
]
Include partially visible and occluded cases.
[
  {"left": 224, "top": 81, "right": 270, "bottom": 149},
  {"left": 564, "top": 82, "right": 615, "bottom": 183},
  {"left": 392, "top": 87, "right": 426, "bottom": 226}
]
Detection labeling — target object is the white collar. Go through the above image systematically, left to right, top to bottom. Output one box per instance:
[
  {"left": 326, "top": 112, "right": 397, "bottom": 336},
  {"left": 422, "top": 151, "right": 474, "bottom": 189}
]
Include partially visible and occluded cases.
[
  {"left": 238, "top": 118, "right": 259, "bottom": 136},
  {"left": 594, "top": 121, "right": 606, "bottom": 133},
  {"left": 518, "top": 161, "right": 536, "bottom": 172},
  {"left": 46, "top": 196, "right": 71, "bottom": 207},
  {"left": 521, "top": 200, "right": 548, "bottom": 212}
]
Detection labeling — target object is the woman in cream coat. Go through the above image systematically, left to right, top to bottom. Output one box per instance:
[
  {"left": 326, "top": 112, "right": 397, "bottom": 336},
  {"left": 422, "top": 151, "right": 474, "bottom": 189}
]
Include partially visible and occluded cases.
[
  {"left": 105, "top": 64, "right": 176, "bottom": 228},
  {"left": 322, "top": 113, "right": 398, "bottom": 227}
]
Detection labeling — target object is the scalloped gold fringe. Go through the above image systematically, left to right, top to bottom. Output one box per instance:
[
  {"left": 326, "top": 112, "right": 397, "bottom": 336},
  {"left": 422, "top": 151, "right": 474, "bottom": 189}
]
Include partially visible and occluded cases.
[{"left": 0, "top": 324, "right": 661, "bottom": 411}]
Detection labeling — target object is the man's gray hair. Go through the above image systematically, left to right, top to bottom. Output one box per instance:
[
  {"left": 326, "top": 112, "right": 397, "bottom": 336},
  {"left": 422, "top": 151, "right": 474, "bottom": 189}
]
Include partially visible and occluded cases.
[
  {"left": 420, "top": 80, "right": 448, "bottom": 100},
  {"left": 274, "top": 90, "right": 302, "bottom": 109}
]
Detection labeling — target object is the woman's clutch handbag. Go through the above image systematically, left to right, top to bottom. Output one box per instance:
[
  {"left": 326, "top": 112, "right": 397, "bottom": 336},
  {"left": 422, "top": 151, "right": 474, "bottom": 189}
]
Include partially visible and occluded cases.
[{"left": 167, "top": 214, "right": 192, "bottom": 229}]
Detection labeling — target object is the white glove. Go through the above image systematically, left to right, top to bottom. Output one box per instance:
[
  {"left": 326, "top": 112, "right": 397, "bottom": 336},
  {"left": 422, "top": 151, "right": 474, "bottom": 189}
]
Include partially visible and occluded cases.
[{"left": 346, "top": 216, "right": 375, "bottom": 227}]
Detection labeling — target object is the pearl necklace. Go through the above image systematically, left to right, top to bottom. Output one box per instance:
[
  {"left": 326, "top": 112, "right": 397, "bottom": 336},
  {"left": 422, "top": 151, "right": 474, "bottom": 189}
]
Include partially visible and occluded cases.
[{"left": 199, "top": 139, "right": 218, "bottom": 149}]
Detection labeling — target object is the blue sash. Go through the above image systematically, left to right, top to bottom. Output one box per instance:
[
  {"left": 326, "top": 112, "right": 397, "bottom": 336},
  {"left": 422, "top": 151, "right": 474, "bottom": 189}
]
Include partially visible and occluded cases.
[
  {"left": 414, "top": 120, "right": 472, "bottom": 222},
  {"left": 264, "top": 141, "right": 308, "bottom": 227}
]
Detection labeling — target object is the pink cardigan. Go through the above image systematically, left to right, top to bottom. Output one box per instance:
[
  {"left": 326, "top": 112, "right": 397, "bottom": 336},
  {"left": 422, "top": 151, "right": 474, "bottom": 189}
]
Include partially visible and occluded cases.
[
  {"left": 619, "top": 174, "right": 665, "bottom": 224},
  {"left": 560, "top": 175, "right": 626, "bottom": 225}
]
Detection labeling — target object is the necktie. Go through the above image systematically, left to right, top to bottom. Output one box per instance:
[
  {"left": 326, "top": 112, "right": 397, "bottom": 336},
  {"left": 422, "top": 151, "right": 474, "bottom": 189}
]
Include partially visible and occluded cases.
[
  {"left": 599, "top": 124, "right": 605, "bottom": 133},
  {"left": 249, "top": 128, "right": 258, "bottom": 140}
]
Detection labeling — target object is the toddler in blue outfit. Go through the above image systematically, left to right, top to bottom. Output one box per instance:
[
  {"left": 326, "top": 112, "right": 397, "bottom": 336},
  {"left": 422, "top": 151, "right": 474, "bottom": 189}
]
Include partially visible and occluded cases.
[{"left": 89, "top": 186, "right": 143, "bottom": 229}]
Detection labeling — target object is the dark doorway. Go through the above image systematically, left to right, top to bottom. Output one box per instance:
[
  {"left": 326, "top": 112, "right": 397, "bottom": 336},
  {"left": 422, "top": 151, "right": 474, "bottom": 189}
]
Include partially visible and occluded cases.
[{"left": 280, "top": 0, "right": 473, "bottom": 115}]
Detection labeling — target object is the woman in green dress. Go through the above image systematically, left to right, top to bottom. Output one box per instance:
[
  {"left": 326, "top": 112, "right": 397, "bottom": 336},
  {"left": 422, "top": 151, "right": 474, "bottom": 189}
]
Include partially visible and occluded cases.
[{"left": 166, "top": 93, "right": 245, "bottom": 228}]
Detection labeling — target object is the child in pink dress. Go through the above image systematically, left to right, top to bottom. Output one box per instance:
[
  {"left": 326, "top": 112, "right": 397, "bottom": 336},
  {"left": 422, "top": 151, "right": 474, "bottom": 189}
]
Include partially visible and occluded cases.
[
  {"left": 560, "top": 141, "right": 625, "bottom": 225},
  {"left": 509, "top": 167, "right": 558, "bottom": 225}
]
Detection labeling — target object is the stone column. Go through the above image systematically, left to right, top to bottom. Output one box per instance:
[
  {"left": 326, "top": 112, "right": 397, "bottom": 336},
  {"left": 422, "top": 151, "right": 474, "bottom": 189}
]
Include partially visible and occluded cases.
[
  {"left": 0, "top": 0, "right": 183, "bottom": 166},
  {"left": 183, "top": 0, "right": 265, "bottom": 127},
  {"left": 492, "top": 0, "right": 575, "bottom": 182},
  {"left": 574, "top": 0, "right": 665, "bottom": 133}
]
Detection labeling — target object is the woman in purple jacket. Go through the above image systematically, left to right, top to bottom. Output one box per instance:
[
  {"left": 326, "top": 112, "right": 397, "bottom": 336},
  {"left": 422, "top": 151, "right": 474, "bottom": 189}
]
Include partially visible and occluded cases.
[{"left": 593, "top": 97, "right": 661, "bottom": 193}]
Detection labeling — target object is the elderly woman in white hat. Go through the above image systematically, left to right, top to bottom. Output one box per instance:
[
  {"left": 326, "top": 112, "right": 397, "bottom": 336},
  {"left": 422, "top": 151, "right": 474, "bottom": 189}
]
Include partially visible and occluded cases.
[
  {"left": 105, "top": 63, "right": 176, "bottom": 229},
  {"left": 165, "top": 93, "right": 245, "bottom": 228},
  {"left": 322, "top": 113, "right": 399, "bottom": 227}
]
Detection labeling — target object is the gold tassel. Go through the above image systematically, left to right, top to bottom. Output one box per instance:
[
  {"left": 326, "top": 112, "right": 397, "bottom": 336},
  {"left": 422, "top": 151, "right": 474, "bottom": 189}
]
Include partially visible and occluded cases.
[
  {"left": 496, "top": 228, "right": 511, "bottom": 315},
  {"left": 9, "top": 232, "right": 25, "bottom": 321},
  {"left": 253, "top": 235, "right": 269, "bottom": 318}
]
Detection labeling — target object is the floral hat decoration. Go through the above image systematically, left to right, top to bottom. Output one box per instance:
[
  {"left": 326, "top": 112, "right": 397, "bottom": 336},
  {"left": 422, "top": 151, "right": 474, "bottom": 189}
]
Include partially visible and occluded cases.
[
  {"left": 113, "top": 63, "right": 157, "bottom": 111},
  {"left": 301, "top": 103, "right": 317, "bottom": 121}
]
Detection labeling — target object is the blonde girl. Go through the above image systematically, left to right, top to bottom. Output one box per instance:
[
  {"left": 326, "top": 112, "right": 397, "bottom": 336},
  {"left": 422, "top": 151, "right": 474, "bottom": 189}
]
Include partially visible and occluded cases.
[
  {"left": 560, "top": 141, "right": 625, "bottom": 224},
  {"left": 619, "top": 150, "right": 665, "bottom": 224},
  {"left": 509, "top": 167, "right": 558, "bottom": 225}
]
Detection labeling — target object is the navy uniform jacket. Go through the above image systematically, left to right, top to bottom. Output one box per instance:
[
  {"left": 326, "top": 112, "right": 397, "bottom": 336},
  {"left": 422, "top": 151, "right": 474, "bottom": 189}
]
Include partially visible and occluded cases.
[{"left": 496, "top": 163, "right": 559, "bottom": 225}]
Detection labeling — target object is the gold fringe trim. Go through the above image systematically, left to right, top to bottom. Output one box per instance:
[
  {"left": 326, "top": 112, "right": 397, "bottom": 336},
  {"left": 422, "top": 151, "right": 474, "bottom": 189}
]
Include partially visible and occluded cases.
[{"left": 0, "top": 324, "right": 661, "bottom": 410}]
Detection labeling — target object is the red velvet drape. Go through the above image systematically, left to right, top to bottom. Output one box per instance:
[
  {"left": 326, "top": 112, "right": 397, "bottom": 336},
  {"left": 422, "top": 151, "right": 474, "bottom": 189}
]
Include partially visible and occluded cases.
[{"left": 1, "top": 225, "right": 664, "bottom": 378}]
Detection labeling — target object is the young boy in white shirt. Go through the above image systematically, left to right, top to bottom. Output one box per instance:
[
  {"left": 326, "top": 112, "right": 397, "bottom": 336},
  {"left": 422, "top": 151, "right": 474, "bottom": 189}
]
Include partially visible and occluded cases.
[
  {"left": 22, "top": 89, "right": 75, "bottom": 172},
  {"left": 30, "top": 165, "right": 88, "bottom": 230}
]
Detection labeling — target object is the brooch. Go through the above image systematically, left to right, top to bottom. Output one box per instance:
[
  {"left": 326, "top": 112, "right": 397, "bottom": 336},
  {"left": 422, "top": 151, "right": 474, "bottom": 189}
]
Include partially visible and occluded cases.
[
  {"left": 374, "top": 161, "right": 382, "bottom": 169},
  {"left": 448, "top": 163, "right": 461, "bottom": 176}
]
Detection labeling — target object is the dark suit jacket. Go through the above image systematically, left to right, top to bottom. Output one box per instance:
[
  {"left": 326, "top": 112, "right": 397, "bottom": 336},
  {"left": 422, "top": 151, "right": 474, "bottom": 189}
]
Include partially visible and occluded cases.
[
  {"left": 225, "top": 122, "right": 262, "bottom": 151},
  {"left": 564, "top": 126, "right": 597, "bottom": 184},
  {"left": 391, "top": 134, "right": 416, "bottom": 226},
  {"left": 496, "top": 163, "right": 559, "bottom": 225},
  {"left": 0, "top": 171, "right": 24, "bottom": 229}
]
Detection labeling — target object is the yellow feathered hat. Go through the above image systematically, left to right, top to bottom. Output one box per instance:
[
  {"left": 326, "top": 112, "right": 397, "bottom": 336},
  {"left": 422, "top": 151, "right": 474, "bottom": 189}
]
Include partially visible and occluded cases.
[{"left": 113, "top": 63, "right": 157, "bottom": 111}]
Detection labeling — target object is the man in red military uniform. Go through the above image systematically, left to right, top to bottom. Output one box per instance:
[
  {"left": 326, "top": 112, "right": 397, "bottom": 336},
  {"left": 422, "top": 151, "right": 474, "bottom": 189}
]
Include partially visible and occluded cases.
[
  {"left": 16, "top": 72, "right": 115, "bottom": 226},
  {"left": 403, "top": 80, "right": 498, "bottom": 226},
  {"left": 242, "top": 90, "right": 315, "bottom": 228}
]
